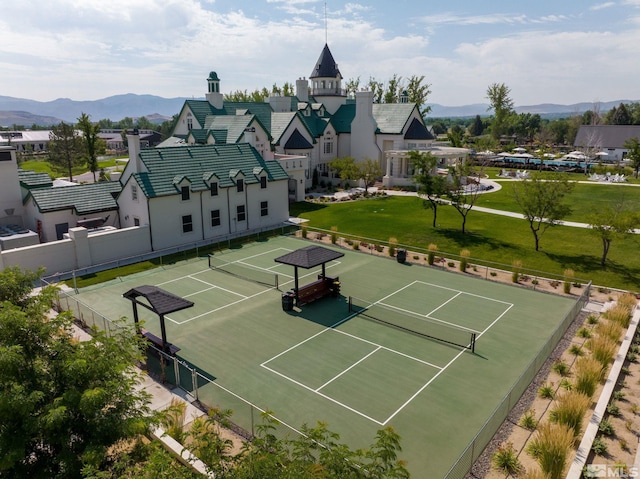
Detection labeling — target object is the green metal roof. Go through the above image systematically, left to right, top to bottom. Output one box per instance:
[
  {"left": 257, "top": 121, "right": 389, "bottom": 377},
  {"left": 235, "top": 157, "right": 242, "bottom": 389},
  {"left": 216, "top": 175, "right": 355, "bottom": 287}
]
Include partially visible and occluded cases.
[
  {"left": 184, "top": 100, "right": 220, "bottom": 128},
  {"left": 223, "top": 102, "right": 274, "bottom": 134},
  {"left": 331, "top": 103, "right": 356, "bottom": 134},
  {"left": 372, "top": 104, "right": 418, "bottom": 134},
  {"left": 270, "top": 112, "right": 297, "bottom": 145},
  {"left": 203, "top": 115, "right": 254, "bottom": 143},
  {"left": 133, "top": 143, "right": 289, "bottom": 199},
  {"left": 18, "top": 169, "right": 53, "bottom": 189},
  {"left": 26, "top": 182, "right": 121, "bottom": 215}
]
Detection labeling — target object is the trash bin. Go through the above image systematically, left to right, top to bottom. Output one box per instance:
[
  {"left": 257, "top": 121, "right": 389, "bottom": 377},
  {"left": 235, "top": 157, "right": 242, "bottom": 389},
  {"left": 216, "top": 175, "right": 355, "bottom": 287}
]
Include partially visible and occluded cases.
[
  {"left": 396, "top": 249, "right": 407, "bottom": 264},
  {"left": 281, "top": 291, "right": 295, "bottom": 311}
]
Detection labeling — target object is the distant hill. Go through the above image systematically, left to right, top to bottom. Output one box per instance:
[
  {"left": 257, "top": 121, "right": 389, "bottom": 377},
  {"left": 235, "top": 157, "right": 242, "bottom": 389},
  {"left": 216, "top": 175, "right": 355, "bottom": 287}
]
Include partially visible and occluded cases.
[
  {"left": 0, "top": 94, "right": 188, "bottom": 126},
  {"left": 1, "top": 94, "right": 638, "bottom": 127},
  {"left": 426, "top": 99, "right": 638, "bottom": 119}
]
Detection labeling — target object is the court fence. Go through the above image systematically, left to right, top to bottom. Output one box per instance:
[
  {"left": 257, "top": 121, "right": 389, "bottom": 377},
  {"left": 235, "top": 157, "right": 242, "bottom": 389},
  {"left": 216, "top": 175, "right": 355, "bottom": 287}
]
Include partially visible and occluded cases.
[
  {"left": 41, "top": 223, "right": 297, "bottom": 291},
  {"left": 297, "top": 226, "right": 592, "bottom": 293},
  {"left": 443, "top": 280, "right": 591, "bottom": 479},
  {"left": 52, "top": 287, "right": 309, "bottom": 446}
]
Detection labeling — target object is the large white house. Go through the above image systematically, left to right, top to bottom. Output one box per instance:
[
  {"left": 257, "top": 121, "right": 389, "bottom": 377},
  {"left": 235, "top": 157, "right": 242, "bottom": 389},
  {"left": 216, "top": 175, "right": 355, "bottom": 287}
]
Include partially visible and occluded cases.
[
  {"left": 167, "top": 44, "right": 464, "bottom": 189},
  {"left": 118, "top": 131, "right": 290, "bottom": 251}
]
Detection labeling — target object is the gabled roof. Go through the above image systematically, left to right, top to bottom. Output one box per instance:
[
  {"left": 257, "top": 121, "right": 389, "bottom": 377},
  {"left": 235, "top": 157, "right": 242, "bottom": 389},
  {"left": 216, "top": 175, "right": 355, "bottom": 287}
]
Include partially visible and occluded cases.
[
  {"left": 310, "top": 44, "right": 342, "bottom": 79},
  {"left": 184, "top": 100, "right": 221, "bottom": 128},
  {"left": 223, "top": 102, "right": 275, "bottom": 134},
  {"left": 331, "top": 103, "right": 356, "bottom": 134},
  {"left": 372, "top": 104, "right": 419, "bottom": 134},
  {"left": 270, "top": 112, "right": 298, "bottom": 145},
  {"left": 203, "top": 115, "right": 254, "bottom": 143},
  {"left": 404, "top": 117, "right": 435, "bottom": 140},
  {"left": 574, "top": 125, "right": 640, "bottom": 149},
  {"left": 284, "top": 129, "right": 313, "bottom": 149},
  {"left": 132, "top": 143, "right": 289, "bottom": 199},
  {"left": 18, "top": 169, "right": 53, "bottom": 189},
  {"left": 26, "top": 182, "right": 121, "bottom": 215}
]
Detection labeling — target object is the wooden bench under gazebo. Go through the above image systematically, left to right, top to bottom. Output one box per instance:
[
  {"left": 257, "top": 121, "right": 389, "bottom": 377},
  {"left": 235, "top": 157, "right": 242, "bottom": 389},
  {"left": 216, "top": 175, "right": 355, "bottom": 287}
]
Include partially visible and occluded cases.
[
  {"left": 274, "top": 245, "right": 344, "bottom": 308},
  {"left": 123, "top": 285, "right": 194, "bottom": 355}
]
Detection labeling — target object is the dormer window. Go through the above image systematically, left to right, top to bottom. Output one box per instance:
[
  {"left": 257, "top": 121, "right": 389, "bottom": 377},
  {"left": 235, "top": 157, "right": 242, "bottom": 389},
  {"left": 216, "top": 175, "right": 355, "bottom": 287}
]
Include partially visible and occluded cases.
[
  {"left": 304, "top": 109, "right": 310, "bottom": 117},
  {"left": 260, "top": 176, "right": 267, "bottom": 189},
  {"left": 237, "top": 179, "right": 244, "bottom": 193},
  {"left": 210, "top": 182, "right": 218, "bottom": 196},
  {"left": 181, "top": 186, "right": 190, "bottom": 201}
]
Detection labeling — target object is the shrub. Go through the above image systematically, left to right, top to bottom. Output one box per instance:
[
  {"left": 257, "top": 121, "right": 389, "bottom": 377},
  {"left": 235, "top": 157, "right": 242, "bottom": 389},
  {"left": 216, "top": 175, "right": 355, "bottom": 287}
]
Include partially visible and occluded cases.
[
  {"left": 301, "top": 226, "right": 308, "bottom": 238},
  {"left": 330, "top": 226, "right": 338, "bottom": 244},
  {"left": 388, "top": 237, "right": 398, "bottom": 257},
  {"left": 352, "top": 241, "right": 359, "bottom": 250},
  {"left": 375, "top": 243, "right": 383, "bottom": 253},
  {"left": 427, "top": 243, "right": 438, "bottom": 265},
  {"left": 459, "top": 249, "right": 470, "bottom": 272},
  {"left": 512, "top": 259, "right": 522, "bottom": 283},
  {"left": 447, "top": 261, "right": 455, "bottom": 268},
  {"left": 563, "top": 269, "right": 575, "bottom": 294},
  {"left": 490, "top": 271, "right": 497, "bottom": 277},
  {"left": 617, "top": 292, "right": 638, "bottom": 314},
  {"left": 603, "top": 304, "right": 632, "bottom": 329},
  {"left": 586, "top": 314, "right": 599, "bottom": 325},
  {"left": 595, "top": 319, "right": 623, "bottom": 342},
  {"left": 577, "top": 327, "right": 592, "bottom": 338},
  {"left": 586, "top": 335, "right": 618, "bottom": 367},
  {"left": 569, "top": 344, "right": 584, "bottom": 356},
  {"left": 627, "top": 351, "right": 638, "bottom": 363},
  {"left": 574, "top": 356, "right": 604, "bottom": 397},
  {"left": 552, "top": 359, "right": 570, "bottom": 377},
  {"left": 559, "top": 378, "right": 573, "bottom": 390},
  {"left": 538, "top": 383, "right": 555, "bottom": 399},
  {"left": 549, "top": 390, "right": 590, "bottom": 438},
  {"left": 612, "top": 390, "right": 626, "bottom": 401},
  {"left": 606, "top": 402, "right": 620, "bottom": 417},
  {"left": 520, "top": 409, "right": 538, "bottom": 430},
  {"left": 599, "top": 417, "right": 615, "bottom": 436},
  {"left": 527, "top": 422, "right": 574, "bottom": 479},
  {"left": 591, "top": 436, "right": 608, "bottom": 456},
  {"left": 620, "top": 438, "right": 629, "bottom": 451},
  {"left": 491, "top": 442, "right": 522, "bottom": 475}
]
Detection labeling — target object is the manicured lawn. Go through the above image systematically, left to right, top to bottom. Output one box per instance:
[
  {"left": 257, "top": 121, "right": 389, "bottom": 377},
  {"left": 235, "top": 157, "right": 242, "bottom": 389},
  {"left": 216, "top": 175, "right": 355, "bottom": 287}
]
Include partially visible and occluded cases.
[
  {"left": 476, "top": 180, "right": 640, "bottom": 222},
  {"left": 290, "top": 196, "right": 640, "bottom": 291}
]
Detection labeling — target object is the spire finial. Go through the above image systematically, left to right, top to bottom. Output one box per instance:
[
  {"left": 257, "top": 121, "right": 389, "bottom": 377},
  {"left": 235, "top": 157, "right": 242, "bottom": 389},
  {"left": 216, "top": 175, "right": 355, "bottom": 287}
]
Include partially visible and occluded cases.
[{"left": 324, "top": 3, "right": 328, "bottom": 44}]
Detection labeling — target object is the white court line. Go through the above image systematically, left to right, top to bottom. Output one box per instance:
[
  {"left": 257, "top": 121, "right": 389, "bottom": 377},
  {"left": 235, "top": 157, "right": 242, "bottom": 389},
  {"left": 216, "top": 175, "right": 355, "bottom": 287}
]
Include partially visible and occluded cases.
[
  {"left": 188, "top": 275, "right": 247, "bottom": 298},
  {"left": 414, "top": 280, "right": 514, "bottom": 306},
  {"left": 167, "top": 286, "right": 273, "bottom": 325},
  {"left": 427, "top": 291, "right": 463, "bottom": 317},
  {"left": 377, "top": 301, "right": 479, "bottom": 333},
  {"left": 315, "top": 346, "right": 382, "bottom": 392},
  {"left": 261, "top": 363, "right": 386, "bottom": 425}
]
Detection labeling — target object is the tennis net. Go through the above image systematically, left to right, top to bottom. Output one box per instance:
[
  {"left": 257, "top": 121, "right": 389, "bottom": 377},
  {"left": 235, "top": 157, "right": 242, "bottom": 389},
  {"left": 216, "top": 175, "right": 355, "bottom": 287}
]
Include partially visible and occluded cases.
[
  {"left": 208, "top": 255, "right": 279, "bottom": 289},
  {"left": 348, "top": 296, "right": 477, "bottom": 352}
]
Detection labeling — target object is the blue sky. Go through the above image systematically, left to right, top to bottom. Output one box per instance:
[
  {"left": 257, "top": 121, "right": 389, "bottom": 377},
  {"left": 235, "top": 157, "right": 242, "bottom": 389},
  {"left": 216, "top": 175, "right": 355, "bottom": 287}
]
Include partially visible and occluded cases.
[{"left": 1, "top": 0, "right": 639, "bottom": 107}]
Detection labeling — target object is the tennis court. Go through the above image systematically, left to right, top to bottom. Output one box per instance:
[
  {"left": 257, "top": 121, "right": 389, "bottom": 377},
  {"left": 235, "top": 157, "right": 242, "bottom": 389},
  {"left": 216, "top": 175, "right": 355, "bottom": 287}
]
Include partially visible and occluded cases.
[{"left": 70, "top": 235, "right": 582, "bottom": 478}]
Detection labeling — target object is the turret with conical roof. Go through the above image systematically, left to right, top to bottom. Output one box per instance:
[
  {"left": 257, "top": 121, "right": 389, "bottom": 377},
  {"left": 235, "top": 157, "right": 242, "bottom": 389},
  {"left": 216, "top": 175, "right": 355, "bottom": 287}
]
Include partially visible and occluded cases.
[{"left": 309, "top": 44, "right": 346, "bottom": 114}]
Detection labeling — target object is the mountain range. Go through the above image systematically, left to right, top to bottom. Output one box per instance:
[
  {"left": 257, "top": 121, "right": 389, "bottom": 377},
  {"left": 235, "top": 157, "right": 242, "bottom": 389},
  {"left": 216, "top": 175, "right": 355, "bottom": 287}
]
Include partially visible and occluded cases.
[{"left": 0, "top": 94, "right": 637, "bottom": 127}]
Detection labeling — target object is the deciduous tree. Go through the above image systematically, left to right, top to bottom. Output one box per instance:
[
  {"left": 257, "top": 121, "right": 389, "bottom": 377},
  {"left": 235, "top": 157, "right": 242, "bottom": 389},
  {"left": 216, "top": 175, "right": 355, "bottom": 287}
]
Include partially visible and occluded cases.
[
  {"left": 486, "top": 83, "right": 514, "bottom": 140},
  {"left": 77, "top": 112, "right": 106, "bottom": 182},
  {"left": 48, "top": 121, "right": 83, "bottom": 181},
  {"left": 623, "top": 137, "right": 640, "bottom": 178},
  {"left": 411, "top": 151, "right": 448, "bottom": 227},
  {"left": 447, "top": 161, "right": 485, "bottom": 234},
  {"left": 512, "top": 173, "right": 574, "bottom": 251},
  {"left": 588, "top": 201, "right": 639, "bottom": 266},
  {"left": 0, "top": 267, "right": 152, "bottom": 478}
]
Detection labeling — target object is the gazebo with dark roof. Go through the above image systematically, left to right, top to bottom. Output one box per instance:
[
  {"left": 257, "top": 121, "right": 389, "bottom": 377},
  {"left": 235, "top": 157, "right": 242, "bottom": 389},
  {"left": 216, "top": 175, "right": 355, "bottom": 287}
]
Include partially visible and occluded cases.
[
  {"left": 274, "top": 245, "right": 344, "bottom": 306},
  {"left": 123, "top": 285, "right": 194, "bottom": 355}
]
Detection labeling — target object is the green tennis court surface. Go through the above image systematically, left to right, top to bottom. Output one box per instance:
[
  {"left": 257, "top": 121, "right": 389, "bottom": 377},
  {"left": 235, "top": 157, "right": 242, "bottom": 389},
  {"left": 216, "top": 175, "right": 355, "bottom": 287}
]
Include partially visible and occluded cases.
[{"left": 72, "top": 235, "right": 579, "bottom": 478}]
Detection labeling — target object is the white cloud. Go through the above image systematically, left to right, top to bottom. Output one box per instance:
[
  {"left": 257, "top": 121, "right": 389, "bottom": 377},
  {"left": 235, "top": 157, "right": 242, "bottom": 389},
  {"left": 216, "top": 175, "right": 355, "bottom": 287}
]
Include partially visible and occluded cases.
[{"left": 590, "top": 2, "right": 616, "bottom": 10}]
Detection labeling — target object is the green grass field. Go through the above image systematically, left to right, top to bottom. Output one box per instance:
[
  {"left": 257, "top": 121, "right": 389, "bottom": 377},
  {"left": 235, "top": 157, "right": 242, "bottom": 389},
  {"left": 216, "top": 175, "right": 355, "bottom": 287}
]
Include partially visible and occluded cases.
[
  {"left": 291, "top": 193, "right": 640, "bottom": 291},
  {"left": 69, "top": 235, "right": 581, "bottom": 478}
]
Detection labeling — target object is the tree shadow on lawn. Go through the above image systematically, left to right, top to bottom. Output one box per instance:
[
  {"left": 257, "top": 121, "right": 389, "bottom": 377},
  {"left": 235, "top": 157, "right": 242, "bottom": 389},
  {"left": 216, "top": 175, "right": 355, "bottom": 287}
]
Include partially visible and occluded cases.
[
  {"left": 434, "top": 228, "right": 516, "bottom": 253},
  {"left": 543, "top": 251, "right": 640, "bottom": 288}
]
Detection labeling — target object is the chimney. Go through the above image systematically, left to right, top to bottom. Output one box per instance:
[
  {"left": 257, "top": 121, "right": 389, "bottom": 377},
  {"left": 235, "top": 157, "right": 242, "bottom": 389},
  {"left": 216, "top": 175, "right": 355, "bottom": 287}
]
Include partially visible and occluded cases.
[
  {"left": 296, "top": 77, "right": 309, "bottom": 102},
  {"left": 355, "top": 90, "right": 374, "bottom": 121},
  {"left": 268, "top": 95, "right": 291, "bottom": 112},
  {"left": 127, "top": 129, "right": 144, "bottom": 173}
]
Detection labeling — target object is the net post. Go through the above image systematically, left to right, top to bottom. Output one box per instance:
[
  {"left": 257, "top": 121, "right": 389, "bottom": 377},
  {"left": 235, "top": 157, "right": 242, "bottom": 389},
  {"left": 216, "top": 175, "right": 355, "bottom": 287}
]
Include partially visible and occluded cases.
[
  {"left": 275, "top": 274, "right": 279, "bottom": 290},
  {"left": 348, "top": 296, "right": 353, "bottom": 312},
  {"left": 471, "top": 332, "right": 476, "bottom": 354}
]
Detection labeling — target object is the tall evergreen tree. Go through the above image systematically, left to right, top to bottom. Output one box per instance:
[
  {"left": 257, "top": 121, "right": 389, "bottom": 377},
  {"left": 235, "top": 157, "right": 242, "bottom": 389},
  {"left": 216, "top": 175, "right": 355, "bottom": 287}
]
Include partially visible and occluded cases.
[{"left": 77, "top": 113, "right": 105, "bottom": 182}]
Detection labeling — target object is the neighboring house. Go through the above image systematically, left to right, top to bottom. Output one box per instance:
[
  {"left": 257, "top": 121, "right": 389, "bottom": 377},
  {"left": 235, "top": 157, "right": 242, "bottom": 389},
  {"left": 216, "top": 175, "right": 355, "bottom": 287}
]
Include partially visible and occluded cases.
[
  {"left": 168, "top": 44, "right": 452, "bottom": 190},
  {"left": 574, "top": 125, "right": 640, "bottom": 162},
  {"left": 99, "top": 129, "right": 162, "bottom": 151},
  {"left": 0, "top": 130, "right": 51, "bottom": 154},
  {"left": 118, "top": 131, "right": 290, "bottom": 251},
  {"left": 23, "top": 182, "right": 121, "bottom": 241}
]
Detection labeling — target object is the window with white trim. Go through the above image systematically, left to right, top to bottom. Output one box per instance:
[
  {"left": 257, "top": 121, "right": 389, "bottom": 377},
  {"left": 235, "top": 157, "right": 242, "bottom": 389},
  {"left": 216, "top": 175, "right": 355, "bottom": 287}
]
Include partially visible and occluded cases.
[
  {"left": 260, "top": 176, "right": 267, "bottom": 189},
  {"left": 237, "top": 179, "right": 244, "bottom": 193},
  {"left": 210, "top": 182, "right": 218, "bottom": 196},
  {"left": 131, "top": 184, "right": 138, "bottom": 201},
  {"left": 181, "top": 186, "right": 190, "bottom": 201},
  {"left": 260, "top": 201, "right": 268, "bottom": 217},
  {"left": 237, "top": 205, "right": 246, "bottom": 222},
  {"left": 211, "top": 209, "right": 221, "bottom": 227},
  {"left": 182, "top": 215, "right": 193, "bottom": 233}
]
